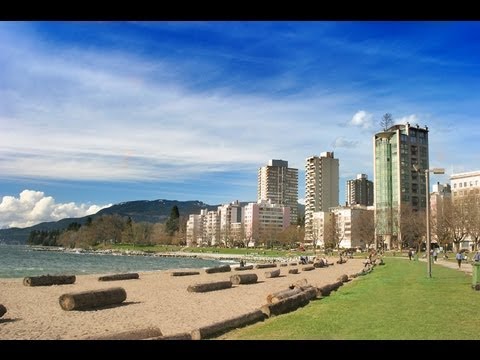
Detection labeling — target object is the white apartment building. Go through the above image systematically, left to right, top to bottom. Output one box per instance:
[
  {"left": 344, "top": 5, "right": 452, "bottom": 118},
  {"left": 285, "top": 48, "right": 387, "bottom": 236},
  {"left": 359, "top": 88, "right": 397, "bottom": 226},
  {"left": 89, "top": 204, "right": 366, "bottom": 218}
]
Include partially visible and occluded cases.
[
  {"left": 305, "top": 152, "right": 339, "bottom": 243},
  {"left": 258, "top": 159, "right": 298, "bottom": 224},
  {"left": 450, "top": 170, "right": 480, "bottom": 199},
  {"left": 218, "top": 200, "right": 243, "bottom": 245},
  {"left": 243, "top": 200, "right": 291, "bottom": 247},
  {"left": 203, "top": 210, "right": 220, "bottom": 246},
  {"left": 186, "top": 213, "right": 204, "bottom": 247}
]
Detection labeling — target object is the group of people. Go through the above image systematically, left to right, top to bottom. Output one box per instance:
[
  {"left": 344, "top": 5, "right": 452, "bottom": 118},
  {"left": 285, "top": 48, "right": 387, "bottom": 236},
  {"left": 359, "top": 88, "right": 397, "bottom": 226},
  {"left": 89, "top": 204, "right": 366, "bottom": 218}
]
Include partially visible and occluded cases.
[{"left": 455, "top": 250, "right": 480, "bottom": 269}]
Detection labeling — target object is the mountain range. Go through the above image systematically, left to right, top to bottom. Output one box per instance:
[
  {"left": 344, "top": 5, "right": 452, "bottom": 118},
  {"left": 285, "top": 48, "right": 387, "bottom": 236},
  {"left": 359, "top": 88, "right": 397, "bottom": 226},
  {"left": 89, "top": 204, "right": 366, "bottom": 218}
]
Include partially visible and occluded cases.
[{"left": 0, "top": 199, "right": 305, "bottom": 244}]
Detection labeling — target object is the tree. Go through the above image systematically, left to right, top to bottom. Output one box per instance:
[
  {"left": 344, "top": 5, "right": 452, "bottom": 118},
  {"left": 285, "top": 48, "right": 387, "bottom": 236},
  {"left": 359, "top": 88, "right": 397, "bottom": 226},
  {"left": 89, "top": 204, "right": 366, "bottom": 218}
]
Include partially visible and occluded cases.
[
  {"left": 380, "top": 113, "right": 393, "bottom": 131},
  {"left": 465, "top": 194, "right": 480, "bottom": 251},
  {"left": 445, "top": 198, "right": 469, "bottom": 252},
  {"left": 399, "top": 205, "right": 426, "bottom": 251},
  {"left": 165, "top": 206, "right": 180, "bottom": 236},
  {"left": 356, "top": 210, "right": 375, "bottom": 250},
  {"left": 324, "top": 213, "right": 340, "bottom": 251}
]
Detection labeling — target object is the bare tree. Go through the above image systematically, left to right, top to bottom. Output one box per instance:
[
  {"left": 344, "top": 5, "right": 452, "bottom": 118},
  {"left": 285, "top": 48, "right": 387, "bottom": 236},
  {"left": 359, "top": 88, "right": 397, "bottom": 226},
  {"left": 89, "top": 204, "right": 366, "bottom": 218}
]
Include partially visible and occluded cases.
[
  {"left": 380, "top": 113, "right": 393, "bottom": 131},
  {"left": 465, "top": 194, "right": 480, "bottom": 251},
  {"left": 432, "top": 197, "right": 453, "bottom": 252},
  {"left": 445, "top": 197, "right": 469, "bottom": 252},
  {"left": 399, "top": 205, "right": 426, "bottom": 251},
  {"left": 356, "top": 210, "right": 375, "bottom": 250},
  {"left": 324, "top": 213, "right": 340, "bottom": 251}
]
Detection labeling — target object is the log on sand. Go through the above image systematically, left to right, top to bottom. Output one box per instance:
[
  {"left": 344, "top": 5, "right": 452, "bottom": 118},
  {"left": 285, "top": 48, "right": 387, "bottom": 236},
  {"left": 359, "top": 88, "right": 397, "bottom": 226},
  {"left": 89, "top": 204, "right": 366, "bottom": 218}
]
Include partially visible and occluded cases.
[
  {"left": 289, "top": 262, "right": 298, "bottom": 266},
  {"left": 255, "top": 263, "right": 277, "bottom": 269},
  {"left": 279, "top": 263, "right": 288, "bottom": 267},
  {"left": 205, "top": 265, "right": 231, "bottom": 274},
  {"left": 234, "top": 265, "right": 254, "bottom": 271},
  {"left": 302, "top": 265, "right": 315, "bottom": 271},
  {"left": 288, "top": 268, "right": 299, "bottom": 274},
  {"left": 264, "top": 269, "right": 281, "bottom": 278},
  {"left": 170, "top": 271, "right": 201, "bottom": 276},
  {"left": 98, "top": 273, "right": 139, "bottom": 281},
  {"left": 230, "top": 273, "right": 258, "bottom": 285},
  {"left": 337, "top": 274, "right": 349, "bottom": 283},
  {"left": 23, "top": 275, "right": 76, "bottom": 287},
  {"left": 289, "top": 278, "right": 308, "bottom": 289},
  {"left": 187, "top": 281, "right": 232, "bottom": 293},
  {"left": 317, "top": 281, "right": 343, "bottom": 297},
  {"left": 59, "top": 287, "right": 127, "bottom": 311},
  {"left": 267, "top": 288, "right": 302, "bottom": 304},
  {"left": 261, "top": 291, "right": 311, "bottom": 317},
  {"left": 0, "top": 304, "right": 6, "bottom": 318},
  {"left": 191, "top": 309, "right": 266, "bottom": 340},
  {"left": 85, "top": 327, "right": 162, "bottom": 340},
  {"left": 153, "top": 332, "right": 192, "bottom": 340}
]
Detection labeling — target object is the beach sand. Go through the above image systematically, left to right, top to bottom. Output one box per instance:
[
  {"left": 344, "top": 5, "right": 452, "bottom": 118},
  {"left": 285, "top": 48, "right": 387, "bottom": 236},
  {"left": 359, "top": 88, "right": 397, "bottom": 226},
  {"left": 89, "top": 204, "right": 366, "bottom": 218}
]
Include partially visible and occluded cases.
[{"left": 0, "top": 257, "right": 365, "bottom": 339}]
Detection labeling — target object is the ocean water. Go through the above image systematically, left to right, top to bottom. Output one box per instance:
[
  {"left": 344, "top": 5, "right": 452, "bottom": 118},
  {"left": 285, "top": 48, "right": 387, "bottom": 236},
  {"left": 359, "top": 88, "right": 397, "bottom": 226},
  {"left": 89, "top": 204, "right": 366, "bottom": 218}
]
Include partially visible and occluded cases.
[{"left": 0, "top": 245, "right": 224, "bottom": 278}]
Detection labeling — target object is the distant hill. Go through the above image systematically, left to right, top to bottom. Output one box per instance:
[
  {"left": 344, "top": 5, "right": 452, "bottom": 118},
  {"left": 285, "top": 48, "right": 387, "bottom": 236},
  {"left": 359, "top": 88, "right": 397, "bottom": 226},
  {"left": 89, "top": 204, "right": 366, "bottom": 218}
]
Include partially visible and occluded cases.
[{"left": 0, "top": 200, "right": 306, "bottom": 244}]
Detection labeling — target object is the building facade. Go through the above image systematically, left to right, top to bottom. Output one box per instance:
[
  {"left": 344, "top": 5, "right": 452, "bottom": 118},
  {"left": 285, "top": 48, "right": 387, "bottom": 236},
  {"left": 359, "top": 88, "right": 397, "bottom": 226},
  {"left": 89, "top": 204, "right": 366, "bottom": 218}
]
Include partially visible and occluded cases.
[
  {"left": 373, "top": 123, "right": 429, "bottom": 249},
  {"left": 304, "top": 152, "right": 339, "bottom": 242},
  {"left": 258, "top": 159, "right": 298, "bottom": 224},
  {"left": 450, "top": 171, "right": 480, "bottom": 199},
  {"left": 346, "top": 173, "right": 374, "bottom": 206},
  {"left": 243, "top": 200, "right": 291, "bottom": 247}
]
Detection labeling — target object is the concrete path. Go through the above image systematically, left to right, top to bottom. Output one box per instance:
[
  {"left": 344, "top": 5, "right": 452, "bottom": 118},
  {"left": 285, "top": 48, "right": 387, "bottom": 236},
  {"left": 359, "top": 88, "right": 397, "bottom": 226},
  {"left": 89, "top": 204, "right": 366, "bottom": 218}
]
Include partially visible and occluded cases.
[{"left": 419, "top": 257, "right": 473, "bottom": 275}]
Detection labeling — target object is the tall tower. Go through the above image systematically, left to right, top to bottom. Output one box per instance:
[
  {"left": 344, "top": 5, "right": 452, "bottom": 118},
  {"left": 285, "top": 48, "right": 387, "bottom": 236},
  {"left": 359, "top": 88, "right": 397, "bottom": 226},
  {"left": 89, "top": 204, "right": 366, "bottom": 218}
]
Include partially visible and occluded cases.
[
  {"left": 373, "top": 123, "right": 429, "bottom": 250},
  {"left": 304, "top": 152, "right": 339, "bottom": 242},
  {"left": 258, "top": 159, "right": 298, "bottom": 224},
  {"left": 346, "top": 174, "right": 374, "bottom": 206}
]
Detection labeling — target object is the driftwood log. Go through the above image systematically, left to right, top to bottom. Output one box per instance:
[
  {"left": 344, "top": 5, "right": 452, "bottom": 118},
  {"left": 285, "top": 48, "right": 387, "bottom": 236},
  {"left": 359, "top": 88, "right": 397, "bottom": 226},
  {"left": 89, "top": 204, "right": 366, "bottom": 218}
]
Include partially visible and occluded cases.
[
  {"left": 289, "top": 262, "right": 298, "bottom": 266},
  {"left": 255, "top": 263, "right": 277, "bottom": 269},
  {"left": 279, "top": 263, "right": 288, "bottom": 267},
  {"left": 205, "top": 265, "right": 231, "bottom": 274},
  {"left": 234, "top": 265, "right": 254, "bottom": 271},
  {"left": 302, "top": 265, "right": 315, "bottom": 271},
  {"left": 288, "top": 268, "right": 299, "bottom": 274},
  {"left": 265, "top": 269, "right": 281, "bottom": 278},
  {"left": 170, "top": 271, "right": 200, "bottom": 276},
  {"left": 98, "top": 273, "right": 139, "bottom": 281},
  {"left": 230, "top": 273, "right": 258, "bottom": 285},
  {"left": 337, "top": 274, "right": 349, "bottom": 283},
  {"left": 23, "top": 275, "right": 76, "bottom": 287},
  {"left": 289, "top": 278, "right": 308, "bottom": 289},
  {"left": 187, "top": 281, "right": 232, "bottom": 293},
  {"left": 317, "top": 281, "right": 343, "bottom": 297},
  {"left": 59, "top": 287, "right": 127, "bottom": 311},
  {"left": 267, "top": 288, "right": 303, "bottom": 304},
  {"left": 261, "top": 291, "right": 310, "bottom": 317},
  {"left": 0, "top": 304, "right": 6, "bottom": 318},
  {"left": 191, "top": 309, "right": 266, "bottom": 340},
  {"left": 85, "top": 327, "right": 162, "bottom": 340},
  {"left": 152, "top": 332, "right": 192, "bottom": 340}
]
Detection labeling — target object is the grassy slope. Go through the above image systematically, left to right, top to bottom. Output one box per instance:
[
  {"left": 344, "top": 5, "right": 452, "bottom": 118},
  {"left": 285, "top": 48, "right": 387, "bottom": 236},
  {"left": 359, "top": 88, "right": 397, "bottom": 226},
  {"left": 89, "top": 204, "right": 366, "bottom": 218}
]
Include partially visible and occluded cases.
[{"left": 223, "top": 258, "right": 480, "bottom": 340}]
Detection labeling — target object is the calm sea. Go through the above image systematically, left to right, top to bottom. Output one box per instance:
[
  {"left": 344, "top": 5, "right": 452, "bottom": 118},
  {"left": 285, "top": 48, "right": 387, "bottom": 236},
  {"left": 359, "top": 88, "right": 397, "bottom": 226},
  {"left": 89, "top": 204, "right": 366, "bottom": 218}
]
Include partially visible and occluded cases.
[{"left": 0, "top": 245, "right": 224, "bottom": 278}]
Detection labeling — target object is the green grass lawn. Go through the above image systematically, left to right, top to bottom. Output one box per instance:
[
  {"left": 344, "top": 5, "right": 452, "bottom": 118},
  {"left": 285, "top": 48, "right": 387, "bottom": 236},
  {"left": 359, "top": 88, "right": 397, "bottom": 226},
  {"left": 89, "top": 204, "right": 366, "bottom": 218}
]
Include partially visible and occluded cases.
[{"left": 222, "top": 258, "right": 480, "bottom": 340}]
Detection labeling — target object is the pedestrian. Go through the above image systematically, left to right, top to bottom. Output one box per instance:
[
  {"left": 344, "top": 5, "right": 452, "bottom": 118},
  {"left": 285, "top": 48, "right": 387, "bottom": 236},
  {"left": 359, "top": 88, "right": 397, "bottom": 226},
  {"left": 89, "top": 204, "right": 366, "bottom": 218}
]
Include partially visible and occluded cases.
[
  {"left": 408, "top": 249, "right": 412, "bottom": 261},
  {"left": 433, "top": 249, "right": 438, "bottom": 262},
  {"left": 455, "top": 251, "right": 463, "bottom": 269},
  {"left": 474, "top": 251, "right": 480, "bottom": 263},
  {"left": 239, "top": 259, "right": 245, "bottom": 268}
]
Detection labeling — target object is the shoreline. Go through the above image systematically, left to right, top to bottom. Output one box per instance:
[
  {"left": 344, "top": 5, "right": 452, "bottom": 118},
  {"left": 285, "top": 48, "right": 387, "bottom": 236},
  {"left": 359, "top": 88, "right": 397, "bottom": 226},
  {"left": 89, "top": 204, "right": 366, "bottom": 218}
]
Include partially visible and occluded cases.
[{"left": 0, "top": 257, "right": 365, "bottom": 339}]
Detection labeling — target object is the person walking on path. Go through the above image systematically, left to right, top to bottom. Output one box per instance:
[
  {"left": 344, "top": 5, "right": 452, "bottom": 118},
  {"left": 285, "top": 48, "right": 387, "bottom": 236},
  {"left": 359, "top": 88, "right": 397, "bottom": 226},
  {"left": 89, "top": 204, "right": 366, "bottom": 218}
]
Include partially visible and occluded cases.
[
  {"left": 473, "top": 250, "right": 480, "bottom": 263},
  {"left": 456, "top": 251, "right": 463, "bottom": 269}
]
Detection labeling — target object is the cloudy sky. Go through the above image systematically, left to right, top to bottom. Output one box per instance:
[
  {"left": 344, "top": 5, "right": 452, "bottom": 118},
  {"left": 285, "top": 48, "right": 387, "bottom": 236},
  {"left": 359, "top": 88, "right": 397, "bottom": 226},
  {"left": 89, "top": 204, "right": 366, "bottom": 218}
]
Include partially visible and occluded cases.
[{"left": 1, "top": 21, "right": 479, "bottom": 228}]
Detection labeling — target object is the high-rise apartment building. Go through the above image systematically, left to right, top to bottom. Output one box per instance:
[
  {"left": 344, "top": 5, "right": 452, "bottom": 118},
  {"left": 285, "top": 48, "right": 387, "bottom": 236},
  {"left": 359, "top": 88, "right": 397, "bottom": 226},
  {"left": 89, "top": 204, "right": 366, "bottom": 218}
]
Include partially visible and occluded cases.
[
  {"left": 373, "top": 123, "right": 429, "bottom": 249},
  {"left": 304, "top": 152, "right": 339, "bottom": 242},
  {"left": 258, "top": 159, "right": 298, "bottom": 224},
  {"left": 346, "top": 174, "right": 374, "bottom": 206}
]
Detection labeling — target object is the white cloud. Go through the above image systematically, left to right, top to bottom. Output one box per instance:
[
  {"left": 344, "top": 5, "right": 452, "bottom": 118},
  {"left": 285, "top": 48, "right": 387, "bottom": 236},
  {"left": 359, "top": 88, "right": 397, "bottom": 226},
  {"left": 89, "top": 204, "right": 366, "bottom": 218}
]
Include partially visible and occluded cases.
[
  {"left": 349, "top": 110, "right": 373, "bottom": 129},
  {"left": 396, "top": 114, "right": 419, "bottom": 125},
  {"left": 331, "top": 137, "right": 358, "bottom": 149},
  {"left": 0, "top": 190, "right": 111, "bottom": 228},
  {"left": 298, "top": 198, "right": 305, "bottom": 205}
]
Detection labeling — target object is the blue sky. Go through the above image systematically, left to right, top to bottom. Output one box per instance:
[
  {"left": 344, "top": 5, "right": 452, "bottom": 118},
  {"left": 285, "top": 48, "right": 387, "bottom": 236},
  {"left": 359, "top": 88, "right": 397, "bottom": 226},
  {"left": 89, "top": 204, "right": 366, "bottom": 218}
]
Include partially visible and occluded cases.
[{"left": 1, "top": 21, "right": 479, "bottom": 228}]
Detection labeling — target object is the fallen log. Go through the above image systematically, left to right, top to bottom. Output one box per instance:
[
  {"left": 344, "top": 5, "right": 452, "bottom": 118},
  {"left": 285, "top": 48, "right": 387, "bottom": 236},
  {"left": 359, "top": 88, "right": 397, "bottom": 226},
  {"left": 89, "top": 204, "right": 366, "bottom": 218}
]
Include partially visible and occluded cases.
[
  {"left": 289, "top": 262, "right": 298, "bottom": 266},
  {"left": 255, "top": 263, "right": 277, "bottom": 269},
  {"left": 279, "top": 263, "right": 288, "bottom": 267},
  {"left": 205, "top": 265, "right": 231, "bottom": 274},
  {"left": 234, "top": 265, "right": 254, "bottom": 271},
  {"left": 302, "top": 265, "right": 315, "bottom": 271},
  {"left": 288, "top": 268, "right": 299, "bottom": 274},
  {"left": 265, "top": 269, "right": 281, "bottom": 278},
  {"left": 170, "top": 271, "right": 201, "bottom": 276},
  {"left": 98, "top": 273, "right": 139, "bottom": 282},
  {"left": 230, "top": 273, "right": 258, "bottom": 285},
  {"left": 349, "top": 273, "right": 358, "bottom": 279},
  {"left": 23, "top": 274, "right": 76, "bottom": 287},
  {"left": 337, "top": 274, "right": 349, "bottom": 283},
  {"left": 289, "top": 278, "right": 308, "bottom": 289},
  {"left": 187, "top": 281, "right": 232, "bottom": 293},
  {"left": 317, "top": 281, "right": 343, "bottom": 297},
  {"left": 302, "top": 286, "right": 320, "bottom": 301},
  {"left": 59, "top": 287, "right": 127, "bottom": 311},
  {"left": 267, "top": 288, "right": 302, "bottom": 304},
  {"left": 261, "top": 291, "right": 310, "bottom": 317},
  {"left": 0, "top": 304, "right": 6, "bottom": 318},
  {"left": 191, "top": 309, "right": 266, "bottom": 340},
  {"left": 85, "top": 327, "right": 162, "bottom": 340},
  {"left": 153, "top": 332, "right": 192, "bottom": 340}
]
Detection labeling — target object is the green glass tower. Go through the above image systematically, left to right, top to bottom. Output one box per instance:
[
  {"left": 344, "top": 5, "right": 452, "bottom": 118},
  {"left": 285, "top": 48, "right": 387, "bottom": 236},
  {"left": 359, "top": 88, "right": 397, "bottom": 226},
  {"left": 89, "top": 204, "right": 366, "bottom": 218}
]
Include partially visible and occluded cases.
[{"left": 373, "top": 123, "right": 429, "bottom": 249}]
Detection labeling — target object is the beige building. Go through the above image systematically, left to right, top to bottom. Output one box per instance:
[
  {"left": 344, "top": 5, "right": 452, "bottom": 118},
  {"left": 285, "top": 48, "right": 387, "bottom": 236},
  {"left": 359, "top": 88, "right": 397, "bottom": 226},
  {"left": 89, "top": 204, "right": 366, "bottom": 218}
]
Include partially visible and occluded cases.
[
  {"left": 305, "top": 152, "right": 339, "bottom": 243},
  {"left": 258, "top": 159, "right": 298, "bottom": 224},
  {"left": 450, "top": 170, "right": 480, "bottom": 199},
  {"left": 346, "top": 173, "right": 373, "bottom": 206}
]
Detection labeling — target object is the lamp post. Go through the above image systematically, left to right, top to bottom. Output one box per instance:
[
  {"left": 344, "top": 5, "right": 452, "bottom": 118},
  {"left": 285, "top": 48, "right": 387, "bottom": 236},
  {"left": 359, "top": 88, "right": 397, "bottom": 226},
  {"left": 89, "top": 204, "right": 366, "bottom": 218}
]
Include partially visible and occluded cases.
[{"left": 424, "top": 167, "right": 445, "bottom": 278}]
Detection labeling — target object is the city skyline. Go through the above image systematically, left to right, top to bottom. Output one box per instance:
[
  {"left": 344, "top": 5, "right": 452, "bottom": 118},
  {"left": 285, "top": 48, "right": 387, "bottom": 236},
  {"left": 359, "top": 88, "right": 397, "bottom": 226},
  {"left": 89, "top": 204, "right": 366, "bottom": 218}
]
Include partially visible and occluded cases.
[{"left": 1, "top": 21, "right": 479, "bottom": 228}]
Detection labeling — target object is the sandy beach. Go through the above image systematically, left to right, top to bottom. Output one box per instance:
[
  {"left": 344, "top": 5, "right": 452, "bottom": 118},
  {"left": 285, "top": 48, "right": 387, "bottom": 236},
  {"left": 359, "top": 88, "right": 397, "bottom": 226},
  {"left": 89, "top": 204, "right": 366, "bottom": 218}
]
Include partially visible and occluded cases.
[{"left": 0, "top": 257, "right": 365, "bottom": 339}]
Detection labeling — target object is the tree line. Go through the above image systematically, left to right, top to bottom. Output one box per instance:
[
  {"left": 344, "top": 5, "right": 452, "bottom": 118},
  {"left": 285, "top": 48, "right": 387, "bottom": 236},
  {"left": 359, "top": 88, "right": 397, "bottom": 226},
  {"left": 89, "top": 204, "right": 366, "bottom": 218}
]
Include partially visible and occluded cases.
[{"left": 27, "top": 206, "right": 188, "bottom": 248}]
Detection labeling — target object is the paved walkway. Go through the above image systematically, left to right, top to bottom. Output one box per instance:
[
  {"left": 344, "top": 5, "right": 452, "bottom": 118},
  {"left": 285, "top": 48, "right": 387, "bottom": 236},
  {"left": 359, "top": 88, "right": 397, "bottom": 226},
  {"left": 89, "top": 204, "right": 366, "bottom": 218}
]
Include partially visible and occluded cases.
[{"left": 418, "top": 257, "right": 473, "bottom": 275}]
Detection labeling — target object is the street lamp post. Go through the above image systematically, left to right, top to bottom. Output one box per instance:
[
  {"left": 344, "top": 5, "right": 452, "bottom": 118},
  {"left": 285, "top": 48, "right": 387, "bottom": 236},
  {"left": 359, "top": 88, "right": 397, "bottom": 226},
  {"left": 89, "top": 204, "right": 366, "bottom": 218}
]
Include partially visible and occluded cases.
[{"left": 424, "top": 167, "right": 445, "bottom": 278}]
